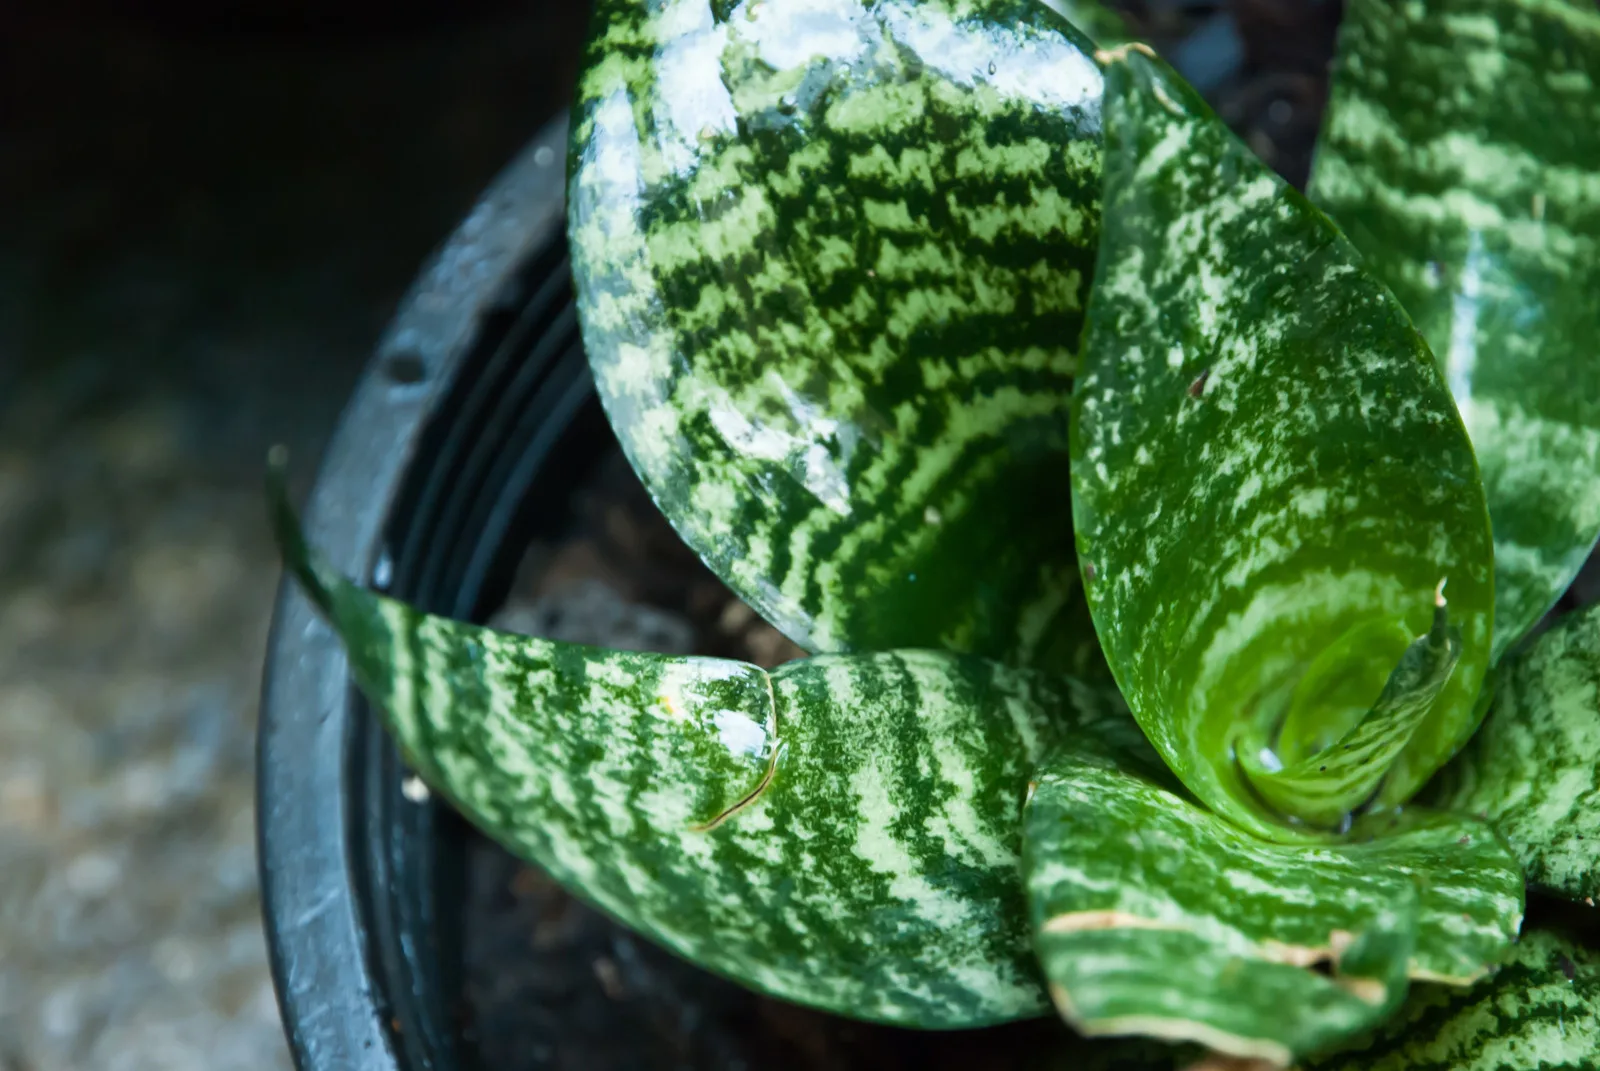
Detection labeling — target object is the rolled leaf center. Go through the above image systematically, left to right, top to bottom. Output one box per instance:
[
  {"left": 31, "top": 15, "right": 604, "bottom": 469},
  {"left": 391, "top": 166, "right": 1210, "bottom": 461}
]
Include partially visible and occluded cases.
[{"left": 1240, "top": 585, "right": 1462, "bottom": 829}]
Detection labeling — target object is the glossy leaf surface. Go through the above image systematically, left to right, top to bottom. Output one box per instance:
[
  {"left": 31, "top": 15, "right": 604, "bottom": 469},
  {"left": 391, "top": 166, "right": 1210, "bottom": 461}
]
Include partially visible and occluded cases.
[
  {"left": 568, "top": 0, "right": 1107, "bottom": 672},
  {"left": 1310, "top": 0, "right": 1600, "bottom": 663},
  {"left": 1070, "top": 47, "right": 1495, "bottom": 837},
  {"left": 268, "top": 461, "right": 1160, "bottom": 1027},
  {"left": 1240, "top": 590, "right": 1461, "bottom": 829},
  {"left": 1430, "top": 603, "right": 1600, "bottom": 903},
  {"left": 1023, "top": 739, "right": 1523, "bottom": 1066},
  {"left": 1306, "top": 928, "right": 1600, "bottom": 1071}
]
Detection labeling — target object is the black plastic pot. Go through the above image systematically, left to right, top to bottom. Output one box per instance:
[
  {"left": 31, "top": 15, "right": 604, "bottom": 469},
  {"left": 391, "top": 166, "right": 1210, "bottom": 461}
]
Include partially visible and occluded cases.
[
  {"left": 256, "top": 104, "right": 1096, "bottom": 1070},
  {"left": 257, "top": 116, "right": 605, "bottom": 1071}
]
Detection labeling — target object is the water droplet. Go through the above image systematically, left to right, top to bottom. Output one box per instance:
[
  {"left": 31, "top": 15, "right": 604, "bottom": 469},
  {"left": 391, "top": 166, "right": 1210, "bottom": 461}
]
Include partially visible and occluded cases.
[
  {"left": 987, "top": 61, "right": 997, "bottom": 75},
  {"left": 777, "top": 95, "right": 797, "bottom": 115},
  {"left": 533, "top": 145, "right": 556, "bottom": 168},
  {"left": 372, "top": 548, "right": 394, "bottom": 590}
]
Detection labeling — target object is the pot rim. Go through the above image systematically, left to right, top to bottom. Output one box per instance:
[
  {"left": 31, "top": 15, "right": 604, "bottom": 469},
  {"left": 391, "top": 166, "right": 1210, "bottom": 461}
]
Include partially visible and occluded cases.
[{"left": 256, "top": 115, "right": 569, "bottom": 1071}]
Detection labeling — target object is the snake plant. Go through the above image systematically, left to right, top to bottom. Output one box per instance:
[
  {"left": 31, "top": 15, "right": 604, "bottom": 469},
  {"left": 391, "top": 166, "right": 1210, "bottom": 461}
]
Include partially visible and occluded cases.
[{"left": 268, "top": 0, "right": 1600, "bottom": 1065}]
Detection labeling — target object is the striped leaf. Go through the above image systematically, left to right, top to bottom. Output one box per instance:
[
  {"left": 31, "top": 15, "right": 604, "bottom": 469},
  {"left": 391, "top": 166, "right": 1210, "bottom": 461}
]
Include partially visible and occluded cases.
[
  {"left": 567, "top": 0, "right": 1108, "bottom": 673},
  {"left": 1310, "top": 0, "right": 1600, "bottom": 664},
  {"left": 1070, "top": 46, "right": 1495, "bottom": 838},
  {"left": 266, "top": 456, "right": 1160, "bottom": 1028},
  {"left": 1429, "top": 603, "right": 1600, "bottom": 903},
  {"left": 1023, "top": 739, "right": 1524, "bottom": 1066},
  {"left": 1305, "top": 928, "right": 1600, "bottom": 1071}
]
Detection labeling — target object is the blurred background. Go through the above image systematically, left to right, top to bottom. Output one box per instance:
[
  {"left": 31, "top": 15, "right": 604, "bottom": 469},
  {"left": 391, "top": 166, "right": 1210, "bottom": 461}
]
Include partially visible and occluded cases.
[
  {"left": 0, "top": 1, "right": 1336, "bottom": 1067},
  {"left": 0, "top": 3, "right": 588, "bottom": 1067}
]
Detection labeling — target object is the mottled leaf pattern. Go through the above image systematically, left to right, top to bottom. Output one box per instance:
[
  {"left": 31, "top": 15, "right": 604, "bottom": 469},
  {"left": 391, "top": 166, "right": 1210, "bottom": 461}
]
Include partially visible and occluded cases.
[
  {"left": 568, "top": 0, "right": 1108, "bottom": 673},
  {"left": 1311, "top": 0, "right": 1600, "bottom": 663},
  {"left": 1071, "top": 47, "right": 1495, "bottom": 837},
  {"left": 268, "top": 460, "right": 1162, "bottom": 1027},
  {"left": 1242, "top": 589, "right": 1461, "bottom": 830},
  {"left": 1430, "top": 603, "right": 1600, "bottom": 903},
  {"left": 1022, "top": 737, "right": 1522, "bottom": 1066},
  {"left": 1306, "top": 928, "right": 1600, "bottom": 1071}
]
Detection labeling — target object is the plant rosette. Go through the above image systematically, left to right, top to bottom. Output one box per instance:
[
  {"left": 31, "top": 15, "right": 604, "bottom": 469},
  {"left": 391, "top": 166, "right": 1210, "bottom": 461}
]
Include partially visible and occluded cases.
[{"left": 268, "top": 0, "right": 1600, "bottom": 1066}]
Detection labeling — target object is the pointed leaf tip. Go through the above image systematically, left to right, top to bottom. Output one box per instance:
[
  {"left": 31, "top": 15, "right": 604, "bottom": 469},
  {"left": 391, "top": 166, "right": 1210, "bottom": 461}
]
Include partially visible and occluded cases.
[
  {"left": 267, "top": 497, "right": 1158, "bottom": 1025},
  {"left": 1241, "top": 590, "right": 1462, "bottom": 829}
]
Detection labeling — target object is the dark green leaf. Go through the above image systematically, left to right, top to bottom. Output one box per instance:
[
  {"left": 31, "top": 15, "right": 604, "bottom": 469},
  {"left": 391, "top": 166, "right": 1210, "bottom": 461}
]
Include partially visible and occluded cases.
[
  {"left": 568, "top": 0, "right": 1107, "bottom": 673},
  {"left": 1310, "top": 0, "right": 1600, "bottom": 663},
  {"left": 1071, "top": 46, "right": 1495, "bottom": 837},
  {"left": 267, "top": 455, "right": 1156, "bottom": 1027},
  {"left": 1430, "top": 602, "right": 1600, "bottom": 903},
  {"left": 1023, "top": 735, "right": 1523, "bottom": 1066},
  {"left": 1306, "top": 928, "right": 1600, "bottom": 1071}
]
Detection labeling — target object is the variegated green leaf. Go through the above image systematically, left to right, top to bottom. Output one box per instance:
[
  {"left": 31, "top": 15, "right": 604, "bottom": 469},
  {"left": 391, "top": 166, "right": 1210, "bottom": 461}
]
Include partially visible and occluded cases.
[
  {"left": 567, "top": 0, "right": 1108, "bottom": 673},
  {"left": 1310, "top": 0, "right": 1600, "bottom": 664},
  {"left": 1070, "top": 46, "right": 1495, "bottom": 838},
  {"left": 267, "top": 455, "right": 1159, "bottom": 1027},
  {"left": 1241, "top": 587, "right": 1462, "bottom": 830},
  {"left": 1430, "top": 602, "right": 1600, "bottom": 903},
  {"left": 1023, "top": 737, "right": 1524, "bottom": 1066},
  {"left": 1306, "top": 928, "right": 1600, "bottom": 1071}
]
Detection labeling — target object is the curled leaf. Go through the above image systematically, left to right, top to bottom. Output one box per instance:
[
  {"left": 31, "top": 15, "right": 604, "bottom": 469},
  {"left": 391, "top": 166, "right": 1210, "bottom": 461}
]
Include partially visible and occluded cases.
[
  {"left": 1071, "top": 46, "right": 1494, "bottom": 837},
  {"left": 1241, "top": 586, "right": 1461, "bottom": 830}
]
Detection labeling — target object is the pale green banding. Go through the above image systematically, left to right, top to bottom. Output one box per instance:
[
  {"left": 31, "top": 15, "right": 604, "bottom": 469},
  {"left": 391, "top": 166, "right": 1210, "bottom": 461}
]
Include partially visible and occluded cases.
[
  {"left": 568, "top": 0, "right": 1109, "bottom": 674},
  {"left": 1310, "top": 0, "right": 1600, "bottom": 671},
  {"left": 1071, "top": 49, "right": 1495, "bottom": 839},
  {"left": 267, "top": 465, "right": 1163, "bottom": 1028},
  {"left": 1243, "top": 590, "right": 1462, "bottom": 829},
  {"left": 1429, "top": 602, "right": 1600, "bottom": 903},
  {"left": 1023, "top": 740, "right": 1524, "bottom": 1065},
  {"left": 1306, "top": 929, "right": 1600, "bottom": 1071}
]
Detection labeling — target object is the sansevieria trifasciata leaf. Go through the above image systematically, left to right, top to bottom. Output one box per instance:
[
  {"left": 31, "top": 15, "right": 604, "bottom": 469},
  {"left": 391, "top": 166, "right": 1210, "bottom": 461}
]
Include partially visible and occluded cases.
[
  {"left": 568, "top": 0, "right": 1109, "bottom": 673},
  {"left": 1311, "top": 0, "right": 1600, "bottom": 666},
  {"left": 1070, "top": 45, "right": 1495, "bottom": 839},
  {"left": 267, "top": 453, "right": 1160, "bottom": 1028},
  {"left": 1430, "top": 602, "right": 1600, "bottom": 903},
  {"left": 1022, "top": 730, "right": 1522, "bottom": 1066},
  {"left": 1305, "top": 928, "right": 1600, "bottom": 1071}
]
